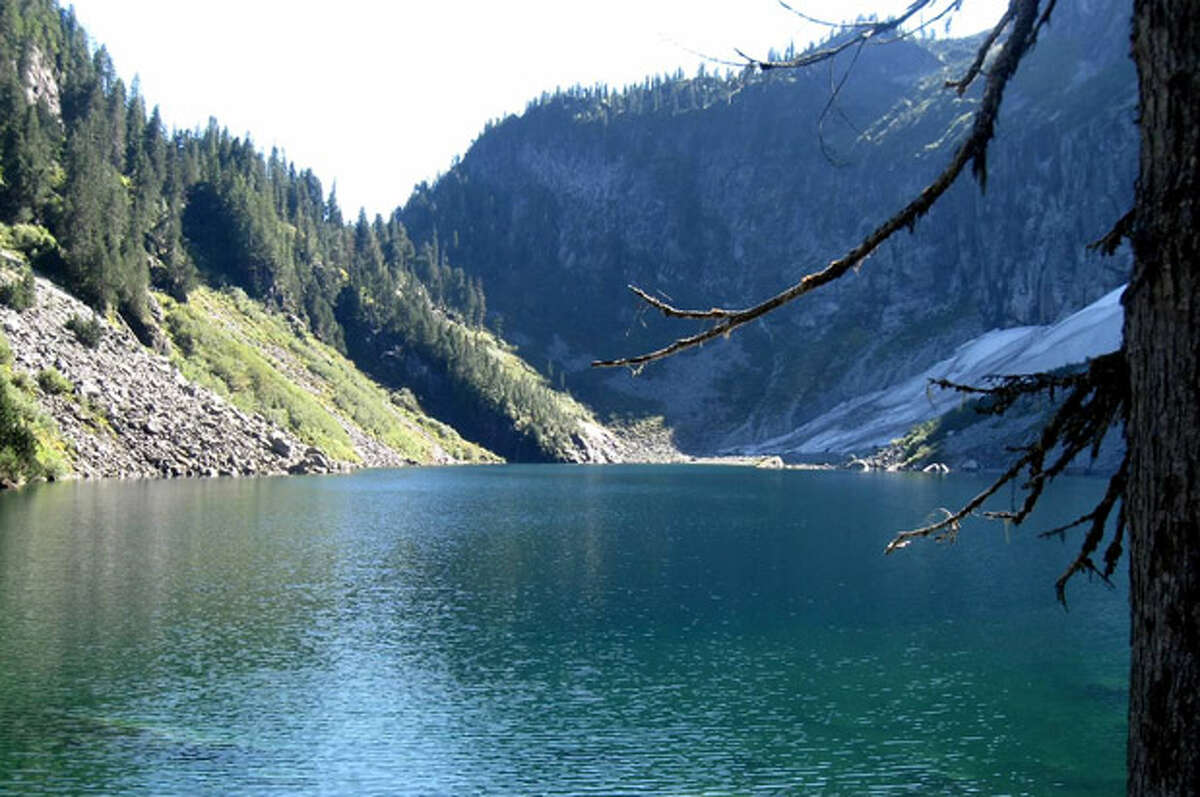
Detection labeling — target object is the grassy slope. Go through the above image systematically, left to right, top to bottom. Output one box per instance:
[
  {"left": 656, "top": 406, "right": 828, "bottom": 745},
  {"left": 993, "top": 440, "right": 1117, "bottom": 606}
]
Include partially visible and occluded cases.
[
  {"left": 0, "top": 245, "right": 70, "bottom": 485},
  {"left": 158, "top": 286, "right": 499, "bottom": 465},
  {"left": 0, "top": 338, "right": 72, "bottom": 483}
]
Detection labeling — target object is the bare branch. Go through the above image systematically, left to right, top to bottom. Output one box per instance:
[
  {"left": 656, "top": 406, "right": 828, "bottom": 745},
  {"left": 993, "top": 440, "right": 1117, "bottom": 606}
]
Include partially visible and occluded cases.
[
  {"left": 594, "top": 0, "right": 1044, "bottom": 370},
  {"left": 775, "top": 0, "right": 964, "bottom": 47},
  {"left": 744, "top": 1, "right": 947, "bottom": 71},
  {"left": 776, "top": 1, "right": 877, "bottom": 30},
  {"left": 870, "top": 2, "right": 964, "bottom": 46},
  {"left": 945, "top": 3, "right": 1015, "bottom": 94},
  {"left": 816, "top": 38, "right": 868, "bottom": 166},
  {"left": 664, "top": 41, "right": 756, "bottom": 71},
  {"left": 1089, "top": 209, "right": 1135, "bottom": 255},
  {"left": 622, "top": 285, "right": 739, "bottom": 320},
  {"left": 592, "top": 314, "right": 745, "bottom": 368},
  {"left": 885, "top": 350, "right": 1129, "bottom": 604},
  {"left": 929, "top": 367, "right": 1093, "bottom": 414},
  {"left": 885, "top": 453, "right": 1026, "bottom": 553},
  {"left": 1043, "top": 457, "right": 1128, "bottom": 604}
]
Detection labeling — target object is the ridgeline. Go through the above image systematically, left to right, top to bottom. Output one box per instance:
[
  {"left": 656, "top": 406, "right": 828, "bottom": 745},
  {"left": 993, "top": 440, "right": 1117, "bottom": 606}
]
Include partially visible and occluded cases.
[
  {"left": 0, "top": 0, "right": 630, "bottom": 487},
  {"left": 1, "top": 0, "right": 1135, "bottom": 487}
]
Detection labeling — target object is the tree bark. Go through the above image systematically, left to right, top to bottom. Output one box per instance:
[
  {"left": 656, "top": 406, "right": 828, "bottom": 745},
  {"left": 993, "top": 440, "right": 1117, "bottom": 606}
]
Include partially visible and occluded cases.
[{"left": 1125, "top": 0, "right": 1200, "bottom": 792}]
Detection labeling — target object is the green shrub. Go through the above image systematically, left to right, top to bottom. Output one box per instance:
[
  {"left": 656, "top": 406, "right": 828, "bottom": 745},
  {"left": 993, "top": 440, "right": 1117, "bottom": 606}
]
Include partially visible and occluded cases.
[
  {"left": 1, "top": 223, "right": 61, "bottom": 287},
  {"left": 7, "top": 224, "right": 58, "bottom": 262},
  {"left": 0, "top": 267, "right": 35, "bottom": 311},
  {"left": 165, "top": 308, "right": 197, "bottom": 356},
  {"left": 65, "top": 313, "right": 104, "bottom": 348},
  {"left": 0, "top": 330, "right": 10, "bottom": 366},
  {"left": 0, "top": 356, "right": 71, "bottom": 485},
  {"left": 36, "top": 367, "right": 72, "bottom": 395},
  {"left": 9, "top": 370, "right": 31, "bottom": 391},
  {"left": 0, "top": 377, "right": 39, "bottom": 485},
  {"left": 391, "top": 387, "right": 421, "bottom": 413}
]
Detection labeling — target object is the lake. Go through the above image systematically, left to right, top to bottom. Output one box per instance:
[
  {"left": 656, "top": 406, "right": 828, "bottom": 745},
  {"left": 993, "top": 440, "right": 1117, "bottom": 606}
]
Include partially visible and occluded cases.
[{"left": 0, "top": 465, "right": 1127, "bottom": 793}]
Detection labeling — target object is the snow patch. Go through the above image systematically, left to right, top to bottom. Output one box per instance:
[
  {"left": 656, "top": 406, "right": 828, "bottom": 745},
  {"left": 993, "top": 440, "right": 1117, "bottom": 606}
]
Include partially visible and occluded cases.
[{"left": 740, "top": 285, "right": 1125, "bottom": 456}]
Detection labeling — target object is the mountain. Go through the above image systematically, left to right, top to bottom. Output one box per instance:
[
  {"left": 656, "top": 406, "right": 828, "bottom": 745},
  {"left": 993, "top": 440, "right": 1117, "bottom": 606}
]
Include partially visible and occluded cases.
[
  {"left": 0, "top": 0, "right": 621, "bottom": 474},
  {"left": 1, "top": 0, "right": 1140, "bottom": 485},
  {"left": 399, "top": 0, "right": 1136, "bottom": 454}
]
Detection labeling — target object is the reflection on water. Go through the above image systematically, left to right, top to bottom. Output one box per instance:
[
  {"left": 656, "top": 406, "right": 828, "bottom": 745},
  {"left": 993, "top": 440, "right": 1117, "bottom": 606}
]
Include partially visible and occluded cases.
[{"left": 0, "top": 466, "right": 1127, "bottom": 793}]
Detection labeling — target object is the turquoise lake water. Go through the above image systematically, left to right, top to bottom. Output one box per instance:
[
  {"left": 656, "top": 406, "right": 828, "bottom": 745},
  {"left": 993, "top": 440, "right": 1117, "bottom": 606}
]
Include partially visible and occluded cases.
[{"left": 0, "top": 465, "right": 1127, "bottom": 793}]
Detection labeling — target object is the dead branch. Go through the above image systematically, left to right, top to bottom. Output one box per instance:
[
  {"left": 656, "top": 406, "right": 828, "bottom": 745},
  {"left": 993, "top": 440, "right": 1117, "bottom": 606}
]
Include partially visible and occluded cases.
[
  {"left": 593, "top": 0, "right": 1043, "bottom": 370},
  {"left": 596, "top": 0, "right": 1127, "bottom": 603},
  {"left": 778, "top": 0, "right": 963, "bottom": 46},
  {"left": 741, "top": 1, "right": 948, "bottom": 71},
  {"left": 776, "top": 1, "right": 879, "bottom": 31},
  {"left": 877, "top": 3, "right": 968, "bottom": 48},
  {"left": 946, "top": 4, "right": 1015, "bottom": 94},
  {"left": 815, "top": 38, "right": 868, "bottom": 166},
  {"left": 1089, "top": 209, "right": 1135, "bottom": 255},
  {"left": 625, "top": 285, "right": 737, "bottom": 320},
  {"left": 884, "top": 351, "right": 1129, "bottom": 603},
  {"left": 884, "top": 453, "right": 1027, "bottom": 553},
  {"left": 1040, "top": 458, "right": 1128, "bottom": 604}
]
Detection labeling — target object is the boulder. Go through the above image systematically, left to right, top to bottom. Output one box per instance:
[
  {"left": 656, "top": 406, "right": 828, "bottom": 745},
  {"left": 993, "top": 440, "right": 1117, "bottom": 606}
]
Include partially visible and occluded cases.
[{"left": 269, "top": 435, "right": 292, "bottom": 457}]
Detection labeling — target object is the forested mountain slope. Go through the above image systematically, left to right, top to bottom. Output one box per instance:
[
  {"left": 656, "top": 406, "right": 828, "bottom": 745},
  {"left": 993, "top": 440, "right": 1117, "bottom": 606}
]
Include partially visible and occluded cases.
[
  {"left": 0, "top": 0, "right": 613, "bottom": 478},
  {"left": 401, "top": 0, "right": 1135, "bottom": 452}
]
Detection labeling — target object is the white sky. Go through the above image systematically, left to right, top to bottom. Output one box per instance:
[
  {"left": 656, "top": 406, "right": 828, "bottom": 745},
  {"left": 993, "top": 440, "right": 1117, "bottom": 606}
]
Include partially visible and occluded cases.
[{"left": 66, "top": 1, "right": 1006, "bottom": 218}]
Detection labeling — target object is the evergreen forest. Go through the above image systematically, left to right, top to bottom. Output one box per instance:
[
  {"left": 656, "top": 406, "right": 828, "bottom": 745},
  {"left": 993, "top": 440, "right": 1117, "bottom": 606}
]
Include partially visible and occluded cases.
[{"left": 0, "top": 0, "right": 593, "bottom": 475}]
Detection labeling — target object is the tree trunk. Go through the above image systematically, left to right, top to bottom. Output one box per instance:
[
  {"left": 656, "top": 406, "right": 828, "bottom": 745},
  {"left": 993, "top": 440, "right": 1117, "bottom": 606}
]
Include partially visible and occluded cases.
[{"left": 1125, "top": 0, "right": 1200, "bottom": 792}]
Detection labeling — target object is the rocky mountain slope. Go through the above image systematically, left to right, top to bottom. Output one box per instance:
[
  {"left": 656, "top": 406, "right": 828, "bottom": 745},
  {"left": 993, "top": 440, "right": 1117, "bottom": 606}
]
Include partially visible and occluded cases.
[
  {"left": 401, "top": 0, "right": 1136, "bottom": 453},
  {"left": 2, "top": 242, "right": 668, "bottom": 487},
  {"left": 0, "top": 260, "right": 504, "bottom": 482}
]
